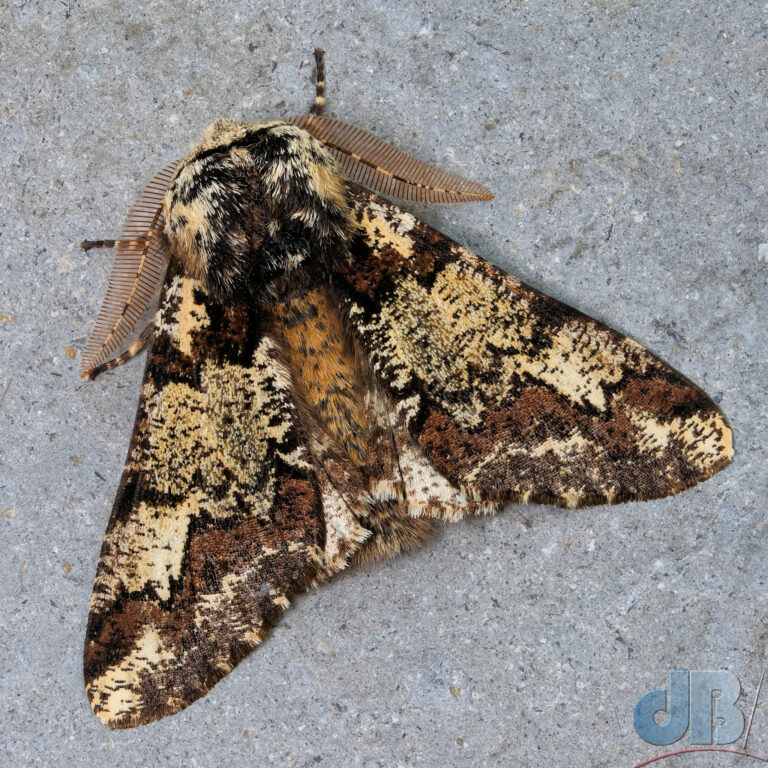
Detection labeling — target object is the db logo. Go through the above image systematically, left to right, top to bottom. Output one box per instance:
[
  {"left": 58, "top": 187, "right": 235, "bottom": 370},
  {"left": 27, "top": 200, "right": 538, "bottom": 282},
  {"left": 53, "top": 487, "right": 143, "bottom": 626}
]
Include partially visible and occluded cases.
[{"left": 634, "top": 670, "right": 743, "bottom": 746}]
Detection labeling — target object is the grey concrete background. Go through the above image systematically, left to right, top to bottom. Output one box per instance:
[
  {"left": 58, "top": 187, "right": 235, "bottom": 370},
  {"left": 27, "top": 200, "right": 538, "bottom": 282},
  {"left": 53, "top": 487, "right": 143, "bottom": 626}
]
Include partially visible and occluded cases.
[{"left": 1, "top": 1, "right": 766, "bottom": 766}]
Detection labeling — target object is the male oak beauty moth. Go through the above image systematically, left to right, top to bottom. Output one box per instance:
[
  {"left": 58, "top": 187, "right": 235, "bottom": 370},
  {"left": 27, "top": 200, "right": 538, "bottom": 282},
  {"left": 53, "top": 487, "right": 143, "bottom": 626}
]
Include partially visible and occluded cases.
[{"left": 80, "top": 49, "right": 732, "bottom": 728}]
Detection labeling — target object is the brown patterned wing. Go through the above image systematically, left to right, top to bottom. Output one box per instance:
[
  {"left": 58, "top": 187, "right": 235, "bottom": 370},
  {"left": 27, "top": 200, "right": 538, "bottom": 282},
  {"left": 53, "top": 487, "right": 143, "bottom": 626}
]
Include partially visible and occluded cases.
[
  {"left": 337, "top": 188, "right": 732, "bottom": 510},
  {"left": 84, "top": 261, "right": 324, "bottom": 728}
]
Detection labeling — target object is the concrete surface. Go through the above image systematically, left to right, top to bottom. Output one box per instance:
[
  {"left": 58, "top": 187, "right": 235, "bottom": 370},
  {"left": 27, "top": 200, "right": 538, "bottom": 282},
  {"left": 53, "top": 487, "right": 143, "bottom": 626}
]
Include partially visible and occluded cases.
[{"left": 1, "top": 1, "right": 766, "bottom": 766}]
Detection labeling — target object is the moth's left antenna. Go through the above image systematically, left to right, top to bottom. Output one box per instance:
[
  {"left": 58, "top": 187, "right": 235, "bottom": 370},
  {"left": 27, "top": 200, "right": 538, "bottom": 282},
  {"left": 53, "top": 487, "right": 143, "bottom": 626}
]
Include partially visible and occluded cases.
[{"left": 309, "top": 48, "right": 326, "bottom": 115}]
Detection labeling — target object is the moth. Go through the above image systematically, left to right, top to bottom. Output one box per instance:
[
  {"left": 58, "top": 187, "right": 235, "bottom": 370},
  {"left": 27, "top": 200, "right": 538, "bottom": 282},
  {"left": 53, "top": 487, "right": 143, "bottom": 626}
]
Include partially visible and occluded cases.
[{"left": 80, "top": 50, "right": 732, "bottom": 729}]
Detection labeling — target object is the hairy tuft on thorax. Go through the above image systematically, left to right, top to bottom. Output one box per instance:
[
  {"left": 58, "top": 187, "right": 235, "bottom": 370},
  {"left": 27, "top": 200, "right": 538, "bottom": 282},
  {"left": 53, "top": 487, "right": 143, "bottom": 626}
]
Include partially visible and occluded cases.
[{"left": 163, "top": 119, "right": 354, "bottom": 303}]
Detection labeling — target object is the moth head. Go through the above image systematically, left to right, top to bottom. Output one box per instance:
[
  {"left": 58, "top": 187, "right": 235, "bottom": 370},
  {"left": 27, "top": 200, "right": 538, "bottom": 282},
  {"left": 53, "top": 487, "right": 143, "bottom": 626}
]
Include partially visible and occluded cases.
[{"left": 163, "top": 119, "right": 353, "bottom": 301}]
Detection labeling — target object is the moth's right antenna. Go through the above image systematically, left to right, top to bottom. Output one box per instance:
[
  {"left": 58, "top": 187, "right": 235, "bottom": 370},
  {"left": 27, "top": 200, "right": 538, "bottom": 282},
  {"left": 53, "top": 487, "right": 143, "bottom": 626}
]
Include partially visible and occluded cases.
[
  {"left": 309, "top": 47, "right": 326, "bottom": 115},
  {"left": 79, "top": 160, "right": 178, "bottom": 378}
]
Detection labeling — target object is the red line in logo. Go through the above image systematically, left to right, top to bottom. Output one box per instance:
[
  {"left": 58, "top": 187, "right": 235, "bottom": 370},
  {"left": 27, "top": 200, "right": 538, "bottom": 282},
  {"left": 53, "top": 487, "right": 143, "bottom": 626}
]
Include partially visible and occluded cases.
[{"left": 634, "top": 747, "right": 768, "bottom": 766}]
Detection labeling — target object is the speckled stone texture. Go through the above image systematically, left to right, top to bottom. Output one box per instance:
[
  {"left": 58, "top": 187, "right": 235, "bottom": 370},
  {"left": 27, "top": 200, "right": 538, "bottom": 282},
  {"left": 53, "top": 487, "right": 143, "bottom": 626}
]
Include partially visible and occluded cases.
[{"left": 0, "top": 1, "right": 765, "bottom": 766}]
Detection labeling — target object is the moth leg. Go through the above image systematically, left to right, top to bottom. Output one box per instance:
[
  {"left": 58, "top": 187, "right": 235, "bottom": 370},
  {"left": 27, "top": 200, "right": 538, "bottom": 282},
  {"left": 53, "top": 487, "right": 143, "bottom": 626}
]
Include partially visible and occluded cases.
[
  {"left": 308, "top": 47, "right": 326, "bottom": 115},
  {"left": 80, "top": 236, "right": 148, "bottom": 252},
  {"left": 84, "top": 323, "right": 154, "bottom": 380}
]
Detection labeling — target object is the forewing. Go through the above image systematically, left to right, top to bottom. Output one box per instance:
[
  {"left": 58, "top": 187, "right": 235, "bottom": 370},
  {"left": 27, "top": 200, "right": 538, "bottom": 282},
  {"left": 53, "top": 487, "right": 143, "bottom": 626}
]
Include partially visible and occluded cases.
[
  {"left": 338, "top": 188, "right": 732, "bottom": 509},
  {"left": 84, "top": 261, "right": 323, "bottom": 728}
]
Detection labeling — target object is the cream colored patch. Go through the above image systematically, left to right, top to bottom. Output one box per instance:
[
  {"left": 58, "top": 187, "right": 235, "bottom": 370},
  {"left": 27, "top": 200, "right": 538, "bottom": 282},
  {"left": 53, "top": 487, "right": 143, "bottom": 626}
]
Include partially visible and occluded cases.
[
  {"left": 306, "top": 152, "right": 348, "bottom": 210},
  {"left": 163, "top": 180, "right": 217, "bottom": 279},
  {"left": 359, "top": 199, "right": 416, "bottom": 261},
  {"left": 291, "top": 206, "right": 319, "bottom": 226},
  {"left": 391, "top": 210, "right": 417, "bottom": 237},
  {"left": 357, "top": 260, "right": 535, "bottom": 428},
  {"left": 431, "top": 262, "right": 537, "bottom": 362},
  {"left": 154, "top": 276, "right": 210, "bottom": 355},
  {"left": 174, "top": 277, "right": 210, "bottom": 356},
  {"left": 513, "top": 321, "right": 626, "bottom": 411},
  {"left": 93, "top": 336, "right": 306, "bottom": 610},
  {"left": 142, "top": 344, "right": 295, "bottom": 510},
  {"left": 141, "top": 378, "right": 207, "bottom": 494},
  {"left": 627, "top": 407, "right": 733, "bottom": 471},
  {"left": 629, "top": 409, "right": 673, "bottom": 455},
  {"left": 476, "top": 431, "right": 593, "bottom": 469},
  {"left": 531, "top": 432, "right": 594, "bottom": 459},
  {"left": 399, "top": 441, "right": 469, "bottom": 512},
  {"left": 277, "top": 445, "right": 313, "bottom": 471},
  {"left": 369, "top": 478, "right": 402, "bottom": 502},
  {"left": 318, "top": 481, "right": 370, "bottom": 575},
  {"left": 561, "top": 489, "right": 585, "bottom": 508},
  {"left": 89, "top": 493, "right": 199, "bottom": 611},
  {"left": 121, "top": 497, "right": 199, "bottom": 601},
  {"left": 87, "top": 627, "right": 177, "bottom": 724}
]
